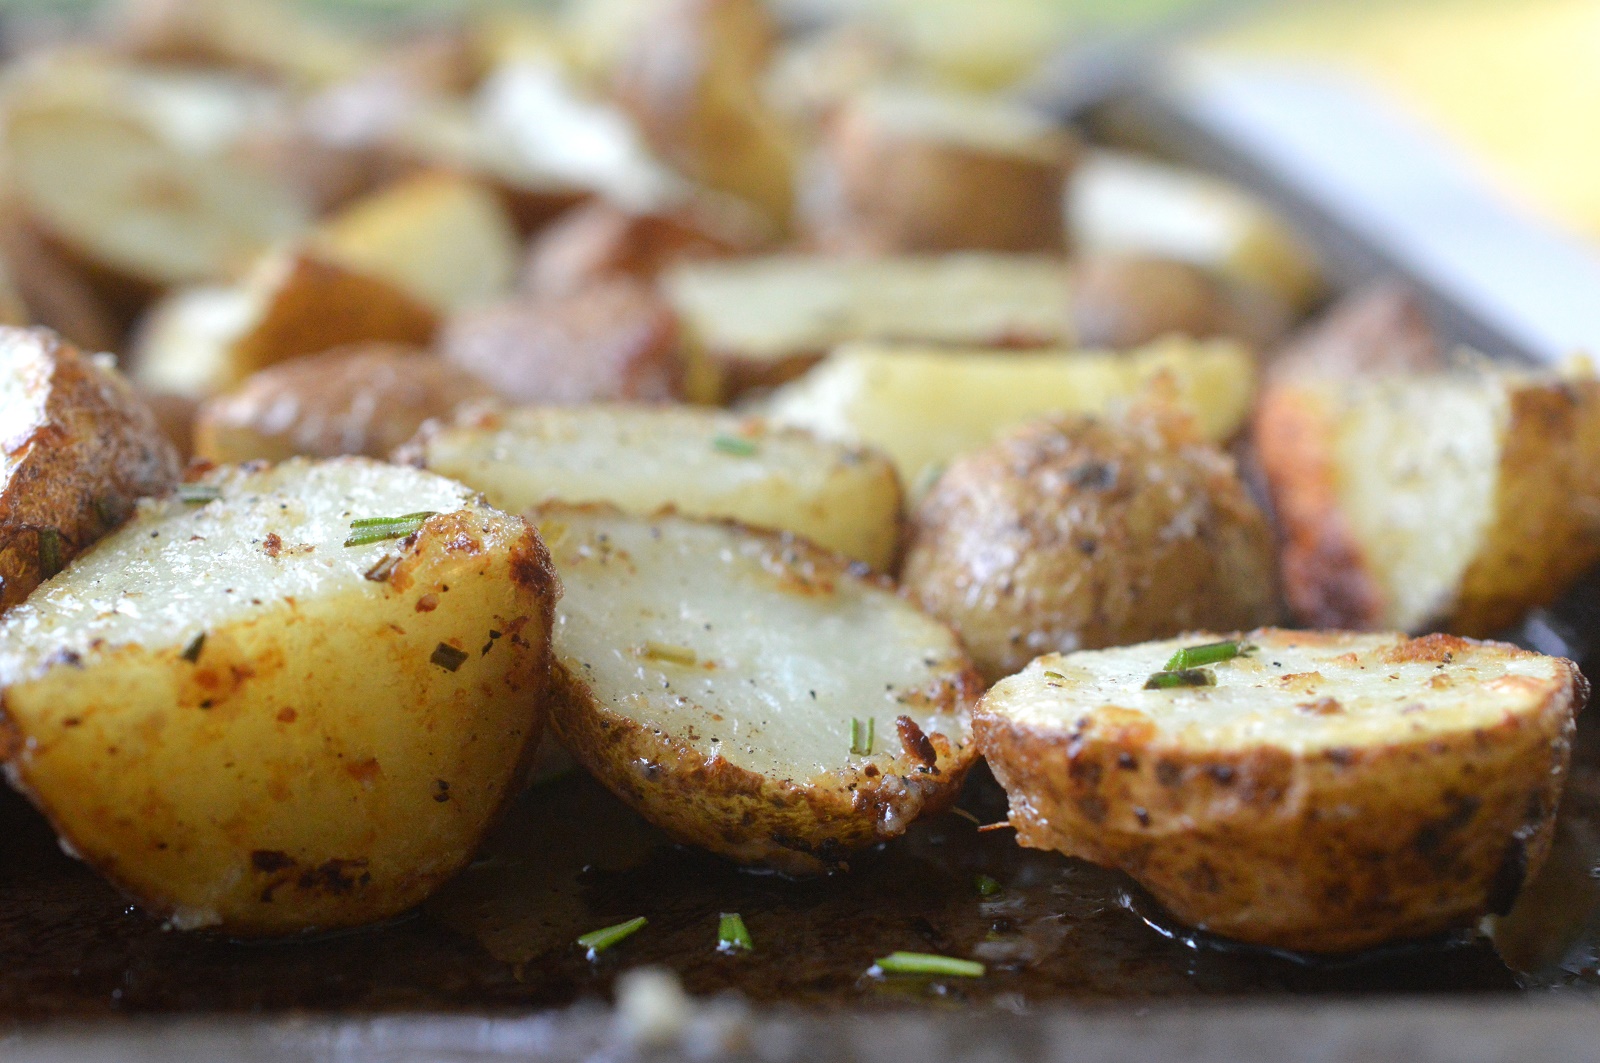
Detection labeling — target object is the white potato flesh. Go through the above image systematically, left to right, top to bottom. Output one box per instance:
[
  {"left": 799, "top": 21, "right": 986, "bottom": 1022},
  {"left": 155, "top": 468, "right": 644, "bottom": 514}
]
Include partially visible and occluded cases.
[
  {"left": 5, "top": 104, "right": 309, "bottom": 286},
  {"left": 764, "top": 337, "right": 1256, "bottom": 488},
  {"left": 408, "top": 404, "right": 903, "bottom": 570},
  {"left": 0, "top": 458, "right": 554, "bottom": 934},
  {"left": 545, "top": 510, "right": 963, "bottom": 779},
  {"left": 992, "top": 631, "right": 1575, "bottom": 756}
]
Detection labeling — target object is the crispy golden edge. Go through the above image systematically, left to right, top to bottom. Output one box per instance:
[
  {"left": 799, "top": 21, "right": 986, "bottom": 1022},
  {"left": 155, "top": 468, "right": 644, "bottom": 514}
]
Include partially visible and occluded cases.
[
  {"left": 0, "top": 328, "right": 181, "bottom": 613},
  {"left": 1253, "top": 378, "right": 1387, "bottom": 630},
  {"left": 1451, "top": 380, "right": 1600, "bottom": 637},
  {"left": 535, "top": 501, "right": 979, "bottom": 874},
  {"left": 0, "top": 504, "right": 561, "bottom": 935},
  {"left": 975, "top": 630, "right": 1587, "bottom": 953}
]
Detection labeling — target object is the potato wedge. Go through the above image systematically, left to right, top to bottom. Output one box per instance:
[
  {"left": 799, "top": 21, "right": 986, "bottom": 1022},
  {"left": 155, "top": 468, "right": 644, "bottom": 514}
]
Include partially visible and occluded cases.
[
  {"left": 610, "top": 0, "right": 798, "bottom": 227},
  {"left": 808, "top": 83, "right": 1078, "bottom": 254},
  {"left": 2, "top": 99, "right": 310, "bottom": 296},
  {"left": 1068, "top": 150, "right": 1322, "bottom": 314},
  {"left": 313, "top": 171, "right": 521, "bottom": 314},
  {"left": 0, "top": 211, "right": 120, "bottom": 353},
  {"left": 133, "top": 249, "right": 439, "bottom": 399},
  {"left": 663, "top": 253, "right": 1073, "bottom": 401},
  {"left": 438, "top": 278, "right": 681, "bottom": 406},
  {"left": 0, "top": 327, "right": 180, "bottom": 613},
  {"left": 765, "top": 337, "right": 1258, "bottom": 490},
  {"left": 193, "top": 343, "right": 492, "bottom": 464},
  {"left": 1254, "top": 363, "right": 1600, "bottom": 636},
  {"left": 401, "top": 404, "right": 902, "bottom": 571},
  {"left": 904, "top": 409, "right": 1278, "bottom": 681},
  {"left": 0, "top": 457, "right": 557, "bottom": 934},
  {"left": 534, "top": 504, "right": 979, "bottom": 874},
  {"left": 976, "top": 630, "right": 1586, "bottom": 953}
]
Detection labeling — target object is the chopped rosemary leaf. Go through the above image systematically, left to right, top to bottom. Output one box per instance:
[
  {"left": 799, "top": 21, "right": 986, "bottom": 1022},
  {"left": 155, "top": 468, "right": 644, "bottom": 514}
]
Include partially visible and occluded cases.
[
  {"left": 711, "top": 434, "right": 759, "bottom": 457},
  {"left": 176, "top": 483, "right": 222, "bottom": 504},
  {"left": 344, "top": 511, "right": 436, "bottom": 547},
  {"left": 37, "top": 528, "right": 61, "bottom": 578},
  {"left": 180, "top": 632, "right": 205, "bottom": 663},
  {"left": 1163, "top": 640, "right": 1256, "bottom": 671},
  {"left": 637, "top": 641, "right": 698, "bottom": 667},
  {"left": 430, "top": 643, "right": 468, "bottom": 672},
  {"left": 1144, "top": 667, "right": 1217, "bottom": 690},
  {"left": 1042, "top": 670, "right": 1067, "bottom": 681},
  {"left": 849, "top": 716, "right": 875, "bottom": 756},
  {"left": 950, "top": 807, "right": 982, "bottom": 826},
  {"left": 975, "top": 874, "right": 1003, "bottom": 898},
  {"left": 717, "top": 912, "right": 753, "bottom": 953},
  {"left": 577, "top": 916, "right": 646, "bottom": 958},
  {"left": 871, "top": 952, "right": 985, "bottom": 978}
]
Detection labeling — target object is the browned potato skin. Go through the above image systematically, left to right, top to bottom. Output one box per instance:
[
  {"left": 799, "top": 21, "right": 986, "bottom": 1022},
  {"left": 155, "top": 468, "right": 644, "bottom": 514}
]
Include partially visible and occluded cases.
[
  {"left": 611, "top": 0, "right": 797, "bottom": 227},
  {"left": 813, "top": 98, "right": 1076, "bottom": 255},
  {"left": 521, "top": 201, "right": 759, "bottom": 298},
  {"left": 1071, "top": 254, "right": 1287, "bottom": 350},
  {"left": 439, "top": 277, "right": 682, "bottom": 405},
  {"left": 1270, "top": 282, "right": 1442, "bottom": 379},
  {"left": 0, "top": 327, "right": 180, "bottom": 613},
  {"left": 193, "top": 343, "right": 493, "bottom": 464},
  {"left": 138, "top": 386, "right": 199, "bottom": 461},
  {"left": 902, "top": 410, "right": 1278, "bottom": 682},
  {"left": 975, "top": 631, "right": 1585, "bottom": 954}
]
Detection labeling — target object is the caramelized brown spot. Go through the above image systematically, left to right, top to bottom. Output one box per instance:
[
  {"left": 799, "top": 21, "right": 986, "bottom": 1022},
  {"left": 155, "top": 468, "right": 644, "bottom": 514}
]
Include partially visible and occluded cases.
[
  {"left": 262, "top": 533, "right": 282, "bottom": 558},
  {"left": 415, "top": 593, "right": 439, "bottom": 613},
  {"left": 1298, "top": 696, "right": 1343, "bottom": 715},
  {"left": 276, "top": 707, "right": 297, "bottom": 723},
  {"left": 896, "top": 715, "right": 938, "bottom": 768},
  {"left": 250, "top": 850, "right": 294, "bottom": 873}
]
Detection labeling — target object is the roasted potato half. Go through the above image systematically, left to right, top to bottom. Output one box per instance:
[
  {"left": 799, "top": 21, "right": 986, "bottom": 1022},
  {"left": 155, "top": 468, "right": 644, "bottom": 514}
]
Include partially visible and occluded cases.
[
  {"left": 610, "top": 0, "right": 798, "bottom": 227},
  {"left": 808, "top": 83, "right": 1078, "bottom": 254},
  {"left": 2, "top": 98, "right": 309, "bottom": 299},
  {"left": 313, "top": 171, "right": 521, "bottom": 314},
  {"left": 134, "top": 249, "right": 439, "bottom": 399},
  {"left": 663, "top": 253, "right": 1073, "bottom": 401},
  {"left": 1070, "top": 253, "right": 1289, "bottom": 350},
  {"left": 438, "top": 278, "right": 682, "bottom": 405},
  {"left": 0, "top": 327, "right": 181, "bottom": 613},
  {"left": 765, "top": 337, "right": 1257, "bottom": 491},
  {"left": 193, "top": 343, "right": 492, "bottom": 463},
  {"left": 1255, "top": 364, "right": 1600, "bottom": 636},
  {"left": 401, "top": 404, "right": 902, "bottom": 571},
  {"left": 903, "top": 409, "right": 1278, "bottom": 681},
  {"left": 0, "top": 457, "right": 557, "bottom": 934},
  {"left": 534, "top": 504, "right": 980, "bottom": 874},
  {"left": 976, "top": 630, "right": 1586, "bottom": 953}
]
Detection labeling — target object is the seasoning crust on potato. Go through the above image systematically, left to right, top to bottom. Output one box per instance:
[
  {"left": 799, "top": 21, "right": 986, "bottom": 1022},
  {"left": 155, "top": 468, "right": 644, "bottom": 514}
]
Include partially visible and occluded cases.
[
  {"left": 0, "top": 327, "right": 180, "bottom": 613},
  {"left": 903, "top": 408, "right": 1278, "bottom": 681},
  {"left": 0, "top": 458, "right": 557, "bottom": 934},
  {"left": 535, "top": 504, "right": 979, "bottom": 874},
  {"left": 976, "top": 629, "right": 1587, "bottom": 953}
]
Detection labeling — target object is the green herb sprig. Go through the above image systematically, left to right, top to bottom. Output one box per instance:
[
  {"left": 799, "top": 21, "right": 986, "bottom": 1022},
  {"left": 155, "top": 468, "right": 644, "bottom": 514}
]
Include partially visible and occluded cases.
[
  {"left": 712, "top": 434, "right": 759, "bottom": 457},
  {"left": 176, "top": 483, "right": 222, "bottom": 505},
  {"left": 344, "top": 511, "right": 436, "bottom": 548},
  {"left": 37, "top": 527, "right": 61, "bottom": 578},
  {"left": 1163, "top": 639, "right": 1256, "bottom": 671},
  {"left": 849, "top": 717, "right": 875, "bottom": 756},
  {"left": 975, "top": 874, "right": 1003, "bottom": 898},
  {"left": 717, "top": 912, "right": 753, "bottom": 953},
  {"left": 577, "top": 916, "right": 647, "bottom": 959},
  {"left": 870, "top": 952, "right": 985, "bottom": 978}
]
